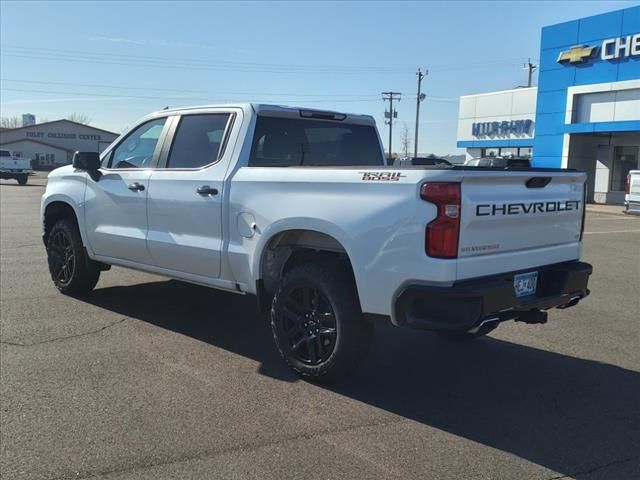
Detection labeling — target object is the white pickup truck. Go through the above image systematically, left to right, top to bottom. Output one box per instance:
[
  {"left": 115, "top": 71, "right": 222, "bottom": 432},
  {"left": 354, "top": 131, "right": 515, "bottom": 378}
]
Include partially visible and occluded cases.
[
  {"left": 41, "top": 104, "right": 592, "bottom": 379},
  {"left": 0, "top": 149, "right": 31, "bottom": 185},
  {"left": 625, "top": 170, "right": 640, "bottom": 215}
]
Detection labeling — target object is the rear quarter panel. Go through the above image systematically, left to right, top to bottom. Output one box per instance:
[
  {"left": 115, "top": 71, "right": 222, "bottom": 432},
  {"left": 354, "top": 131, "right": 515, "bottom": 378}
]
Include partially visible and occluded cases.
[{"left": 227, "top": 167, "right": 458, "bottom": 316}]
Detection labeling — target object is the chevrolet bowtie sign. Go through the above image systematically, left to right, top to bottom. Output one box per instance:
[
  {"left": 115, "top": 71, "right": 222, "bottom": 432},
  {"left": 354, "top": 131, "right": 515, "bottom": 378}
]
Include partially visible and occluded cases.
[
  {"left": 557, "top": 33, "right": 640, "bottom": 64},
  {"left": 557, "top": 45, "right": 597, "bottom": 63}
]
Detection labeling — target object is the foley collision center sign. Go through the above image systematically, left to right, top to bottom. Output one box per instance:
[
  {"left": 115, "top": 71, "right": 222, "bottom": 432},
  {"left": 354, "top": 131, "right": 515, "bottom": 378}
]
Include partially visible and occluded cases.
[{"left": 558, "top": 33, "right": 640, "bottom": 64}]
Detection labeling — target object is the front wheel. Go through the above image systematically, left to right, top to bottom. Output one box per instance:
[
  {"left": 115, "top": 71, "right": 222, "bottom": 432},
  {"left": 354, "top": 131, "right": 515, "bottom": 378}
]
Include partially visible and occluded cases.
[
  {"left": 16, "top": 174, "right": 28, "bottom": 185},
  {"left": 47, "top": 218, "right": 100, "bottom": 295},
  {"left": 270, "top": 262, "right": 372, "bottom": 381}
]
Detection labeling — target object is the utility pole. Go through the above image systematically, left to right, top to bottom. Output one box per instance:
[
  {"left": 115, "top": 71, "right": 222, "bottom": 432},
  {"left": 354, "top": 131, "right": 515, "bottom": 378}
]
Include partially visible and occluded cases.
[
  {"left": 524, "top": 58, "right": 538, "bottom": 88},
  {"left": 414, "top": 68, "right": 427, "bottom": 158},
  {"left": 382, "top": 91, "right": 401, "bottom": 159}
]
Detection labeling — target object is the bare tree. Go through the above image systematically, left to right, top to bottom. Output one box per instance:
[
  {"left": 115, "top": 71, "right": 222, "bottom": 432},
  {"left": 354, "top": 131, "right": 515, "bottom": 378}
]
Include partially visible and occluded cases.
[
  {"left": 68, "top": 113, "right": 91, "bottom": 125},
  {"left": 1, "top": 116, "right": 21, "bottom": 128},
  {"left": 400, "top": 122, "right": 412, "bottom": 158}
]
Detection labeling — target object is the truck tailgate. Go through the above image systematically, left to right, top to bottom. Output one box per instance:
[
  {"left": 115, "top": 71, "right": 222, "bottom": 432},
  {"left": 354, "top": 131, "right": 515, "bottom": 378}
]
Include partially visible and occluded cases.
[{"left": 457, "top": 171, "right": 585, "bottom": 279}]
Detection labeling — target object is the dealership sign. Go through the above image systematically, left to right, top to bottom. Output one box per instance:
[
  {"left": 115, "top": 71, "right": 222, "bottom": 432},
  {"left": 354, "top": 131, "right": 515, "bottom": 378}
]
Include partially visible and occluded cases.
[
  {"left": 557, "top": 33, "right": 640, "bottom": 64},
  {"left": 472, "top": 119, "right": 533, "bottom": 137},
  {"left": 26, "top": 131, "right": 103, "bottom": 141}
]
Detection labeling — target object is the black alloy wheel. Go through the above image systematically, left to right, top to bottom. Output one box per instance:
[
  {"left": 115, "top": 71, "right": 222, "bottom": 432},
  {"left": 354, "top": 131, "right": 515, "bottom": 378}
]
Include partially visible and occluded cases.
[
  {"left": 46, "top": 218, "right": 101, "bottom": 295},
  {"left": 49, "top": 229, "right": 75, "bottom": 285},
  {"left": 270, "top": 262, "right": 372, "bottom": 381},
  {"left": 280, "top": 285, "right": 338, "bottom": 365}
]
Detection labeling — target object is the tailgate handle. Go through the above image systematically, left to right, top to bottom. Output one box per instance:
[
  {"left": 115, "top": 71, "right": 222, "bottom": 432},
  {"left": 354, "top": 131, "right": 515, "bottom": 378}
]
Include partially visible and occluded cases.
[{"left": 526, "top": 177, "right": 552, "bottom": 189}]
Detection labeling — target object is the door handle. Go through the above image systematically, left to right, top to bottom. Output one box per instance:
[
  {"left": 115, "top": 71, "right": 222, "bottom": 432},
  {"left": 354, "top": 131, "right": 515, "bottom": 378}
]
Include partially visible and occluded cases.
[
  {"left": 128, "top": 182, "right": 145, "bottom": 192},
  {"left": 197, "top": 185, "right": 218, "bottom": 196}
]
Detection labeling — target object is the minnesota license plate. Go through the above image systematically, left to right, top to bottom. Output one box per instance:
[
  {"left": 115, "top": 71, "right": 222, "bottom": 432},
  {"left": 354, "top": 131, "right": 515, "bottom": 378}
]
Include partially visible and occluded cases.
[{"left": 514, "top": 271, "right": 538, "bottom": 298}]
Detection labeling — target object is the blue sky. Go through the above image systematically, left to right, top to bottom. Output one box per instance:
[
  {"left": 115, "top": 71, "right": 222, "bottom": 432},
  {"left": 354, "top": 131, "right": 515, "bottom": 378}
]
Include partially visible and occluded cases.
[{"left": 0, "top": 0, "right": 636, "bottom": 154}]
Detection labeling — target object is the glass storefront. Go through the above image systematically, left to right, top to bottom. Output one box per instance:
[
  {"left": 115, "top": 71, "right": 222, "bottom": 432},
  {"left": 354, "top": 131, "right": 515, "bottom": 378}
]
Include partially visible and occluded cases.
[{"left": 611, "top": 146, "right": 639, "bottom": 192}]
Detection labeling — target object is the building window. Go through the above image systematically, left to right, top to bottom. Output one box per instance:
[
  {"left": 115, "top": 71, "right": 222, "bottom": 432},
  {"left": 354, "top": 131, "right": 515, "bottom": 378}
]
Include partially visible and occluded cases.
[
  {"left": 611, "top": 146, "right": 638, "bottom": 192},
  {"left": 480, "top": 147, "right": 533, "bottom": 158},
  {"left": 500, "top": 147, "right": 518, "bottom": 157},
  {"left": 518, "top": 147, "right": 532, "bottom": 158},
  {"left": 481, "top": 148, "right": 499, "bottom": 157}
]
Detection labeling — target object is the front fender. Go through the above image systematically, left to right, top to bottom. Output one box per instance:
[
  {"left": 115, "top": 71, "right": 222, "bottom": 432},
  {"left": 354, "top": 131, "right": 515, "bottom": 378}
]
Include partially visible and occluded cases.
[{"left": 41, "top": 169, "right": 90, "bottom": 253}]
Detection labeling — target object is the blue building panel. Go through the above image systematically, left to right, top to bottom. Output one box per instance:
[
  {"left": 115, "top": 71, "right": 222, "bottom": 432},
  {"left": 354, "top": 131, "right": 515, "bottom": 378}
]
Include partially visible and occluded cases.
[
  {"left": 532, "top": 5, "right": 640, "bottom": 168},
  {"left": 622, "top": 6, "right": 640, "bottom": 35},
  {"left": 577, "top": 10, "right": 623, "bottom": 43},
  {"left": 540, "top": 20, "right": 580, "bottom": 50},
  {"left": 539, "top": 46, "right": 571, "bottom": 72},
  {"left": 617, "top": 59, "right": 640, "bottom": 81},
  {"left": 573, "top": 60, "right": 623, "bottom": 85},
  {"left": 536, "top": 68, "right": 576, "bottom": 93},
  {"left": 537, "top": 90, "right": 569, "bottom": 115},
  {"left": 533, "top": 113, "right": 566, "bottom": 135},
  {"left": 591, "top": 121, "right": 640, "bottom": 133},
  {"left": 531, "top": 135, "right": 564, "bottom": 157},
  {"left": 531, "top": 156, "right": 562, "bottom": 169}
]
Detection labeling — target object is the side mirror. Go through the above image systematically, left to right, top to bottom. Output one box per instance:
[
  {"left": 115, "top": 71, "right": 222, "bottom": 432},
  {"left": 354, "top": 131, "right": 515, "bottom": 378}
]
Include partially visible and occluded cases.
[{"left": 72, "top": 151, "right": 101, "bottom": 172}]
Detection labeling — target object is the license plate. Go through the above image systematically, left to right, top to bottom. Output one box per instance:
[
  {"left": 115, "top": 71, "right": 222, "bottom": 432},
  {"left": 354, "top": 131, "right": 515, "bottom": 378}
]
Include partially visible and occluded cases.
[{"left": 514, "top": 271, "right": 538, "bottom": 298}]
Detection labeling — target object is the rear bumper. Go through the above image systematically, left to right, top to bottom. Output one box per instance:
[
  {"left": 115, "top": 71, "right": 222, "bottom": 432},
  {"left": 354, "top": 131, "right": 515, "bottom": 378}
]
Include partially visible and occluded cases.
[
  {"left": 624, "top": 200, "right": 640, "bottom": 215},
  {"left": 394, "top": 261, "right": 592, "bottom": 331}
]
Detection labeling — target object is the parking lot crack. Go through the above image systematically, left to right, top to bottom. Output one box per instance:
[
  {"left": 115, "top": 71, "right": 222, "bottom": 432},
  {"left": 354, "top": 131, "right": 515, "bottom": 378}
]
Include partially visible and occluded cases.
[
  {"left": 0, "top": 317, "right": 128, "bottom": 347},
  {"left": 44, "top": 416, "right": 409, "bottom": 480},
  {"left": 547, "top": 455, "right": 640, "bottom": 479}
]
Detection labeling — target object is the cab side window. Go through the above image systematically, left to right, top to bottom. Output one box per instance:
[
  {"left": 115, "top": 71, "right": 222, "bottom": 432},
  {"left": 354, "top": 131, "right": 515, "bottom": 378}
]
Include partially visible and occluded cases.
[
  {"left": 165, "top": 114, "right": 231, "bottom": 169},
  {"left": 108, "top": 118, "right": 166, "bottom": 169}
]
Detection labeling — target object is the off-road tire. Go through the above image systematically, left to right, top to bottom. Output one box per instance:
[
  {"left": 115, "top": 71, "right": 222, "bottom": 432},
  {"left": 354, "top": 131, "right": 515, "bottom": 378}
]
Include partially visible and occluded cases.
[
  {"left": 47, "top": 218, "right": 100, "bottom": 295},
  {"left": 270, "top": 262, "right": 372, "bottom": 381}
]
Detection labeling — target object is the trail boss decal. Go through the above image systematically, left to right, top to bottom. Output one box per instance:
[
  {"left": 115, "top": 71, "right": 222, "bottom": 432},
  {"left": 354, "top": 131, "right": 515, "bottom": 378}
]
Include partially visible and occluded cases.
[
  {"left": 360, "top": 171, "right": 406, "bottom": 181},
  {"left": 476, "top": 200, "right": 581, "bottom": 216}
]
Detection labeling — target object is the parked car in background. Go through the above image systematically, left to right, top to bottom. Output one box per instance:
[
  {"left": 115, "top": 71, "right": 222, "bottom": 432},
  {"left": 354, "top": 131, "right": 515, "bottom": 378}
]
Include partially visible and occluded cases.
[
  {"left": 0, "top": 149, "right": 31, "bottom": 185},
  {"left": 395, "top": 156, "right": 452, "bottom": 167},
  {"left": 464, "top": 156, "right": 532, "bottom": 168},
  {"left": 625, "top": 170, "right": 640, "bottom": 215}
]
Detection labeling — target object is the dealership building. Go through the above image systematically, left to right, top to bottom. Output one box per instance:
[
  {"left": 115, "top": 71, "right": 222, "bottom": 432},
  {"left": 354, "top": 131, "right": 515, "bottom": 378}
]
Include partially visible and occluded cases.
[
  {"left": 458, "top": 6, "right": 639, "bottom": 204},
  {"left": 0, "top": 117, "right": 118, "bottom": 169}
]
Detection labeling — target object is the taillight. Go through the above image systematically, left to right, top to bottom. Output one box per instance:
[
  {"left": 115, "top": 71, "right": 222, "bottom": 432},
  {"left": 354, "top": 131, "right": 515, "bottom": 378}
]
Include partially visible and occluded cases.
[
  {"left": 625, "top": 174, "right": 631, "bottom": 194},
  {"left": 421, "top": 182, "right": 461, "bottom": 258}
]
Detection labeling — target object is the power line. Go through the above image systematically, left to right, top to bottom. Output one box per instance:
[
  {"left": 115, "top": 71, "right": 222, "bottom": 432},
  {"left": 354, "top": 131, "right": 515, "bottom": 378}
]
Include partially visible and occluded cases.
[
  {"left": 1, "top": 44, "right": 414, "bottom": 72},
  {"left": 1, "top": 44, "right": 536, "bottom": 75},
  {"left": 0, "top": 48, "right": 413, "bottom": 75},
  {"left": 0, "top": 78, "right": 380, "bottom": 98},
  {"left": 0, "top": 87, "right": 384, "bottom": 104}
]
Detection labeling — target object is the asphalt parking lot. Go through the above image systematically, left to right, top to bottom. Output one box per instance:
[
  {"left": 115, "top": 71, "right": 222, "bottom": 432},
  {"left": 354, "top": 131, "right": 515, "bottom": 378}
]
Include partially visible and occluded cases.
[{"left": 1, "top": 174, "right": 639, "bottom": 480}]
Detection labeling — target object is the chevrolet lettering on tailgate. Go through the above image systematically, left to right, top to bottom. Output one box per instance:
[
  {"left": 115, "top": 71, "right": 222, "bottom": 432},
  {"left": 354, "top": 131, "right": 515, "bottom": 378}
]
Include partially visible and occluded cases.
[{"left": 476, "top": 200, "right": 581, "bottom": 216}]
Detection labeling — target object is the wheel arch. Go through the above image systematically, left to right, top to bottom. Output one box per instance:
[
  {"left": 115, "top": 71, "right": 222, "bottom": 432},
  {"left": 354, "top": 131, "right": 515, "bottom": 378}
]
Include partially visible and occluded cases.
[
  {"left": 42, "top": 199, "right": 84, "bottom": 247},
  {"left": 256, "top": 228, "right": 360, "bottom": 312}
]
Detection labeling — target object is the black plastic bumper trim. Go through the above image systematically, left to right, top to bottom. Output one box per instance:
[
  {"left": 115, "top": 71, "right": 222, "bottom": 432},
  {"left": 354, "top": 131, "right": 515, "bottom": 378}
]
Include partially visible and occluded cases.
[{"left": 394, "top": 261, "right": 592, "bottom": 331}]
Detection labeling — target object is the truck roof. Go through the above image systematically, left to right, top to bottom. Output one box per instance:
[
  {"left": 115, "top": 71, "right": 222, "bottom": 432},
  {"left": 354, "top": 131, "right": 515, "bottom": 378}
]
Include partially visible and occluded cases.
[{"left": 150, "top": 103, "right": 376, "bottom": 126}]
